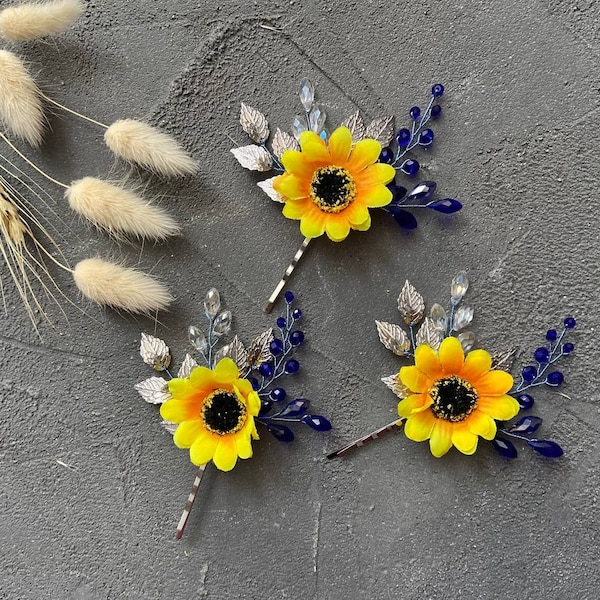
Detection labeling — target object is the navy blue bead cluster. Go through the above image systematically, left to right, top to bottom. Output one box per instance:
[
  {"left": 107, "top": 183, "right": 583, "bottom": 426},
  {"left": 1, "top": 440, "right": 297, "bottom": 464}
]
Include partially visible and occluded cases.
[
  {"left": 379, "top": 84, "right": 462, "bottom": 230},
  {"left": 252, "top": 291, "right": 332, "bottom": 442},
  {"left": 493, "top": 317, "right": 576, "bottom": 459}
]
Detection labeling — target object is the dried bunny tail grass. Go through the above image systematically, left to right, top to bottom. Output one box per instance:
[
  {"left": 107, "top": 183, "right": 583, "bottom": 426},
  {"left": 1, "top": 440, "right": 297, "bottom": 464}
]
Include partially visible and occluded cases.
[
  {"left": 0, "top": 0, "right": 84, "bottom": 41},
  {"left": 0, "top": 50, "right": 44, "bottom": 147},
  {"left": 104, "top": 119, "right": 197, "bottom": 178},
  {"left": 65, "top": 177, "right": 180, "bottom": 240},
  {"left": 73, "top": 258, "right": 173, "bottom": 314}
]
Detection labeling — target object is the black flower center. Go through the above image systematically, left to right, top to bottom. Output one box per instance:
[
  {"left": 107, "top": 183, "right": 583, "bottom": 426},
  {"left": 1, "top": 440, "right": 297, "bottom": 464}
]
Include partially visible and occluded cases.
[
  {"left": 310, "top": 166, "right": 356, "bottom": 213},
  {"left": 429, "top": 376, "right": 478, "bottom": 422},
  {"left": 201, "top": 389, "right": 246, "bottom": 435}
]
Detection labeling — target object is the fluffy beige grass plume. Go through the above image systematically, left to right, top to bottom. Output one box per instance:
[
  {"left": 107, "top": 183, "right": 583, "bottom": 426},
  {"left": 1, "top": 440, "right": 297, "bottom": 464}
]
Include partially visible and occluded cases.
[
  {"left": 0, "top": 0, "right": 84, "bottom": 41},
  {"left": 0, "top": 50, "right": 44, "bottom": 146},
  {"left": 104, "top": 119, "right": 196, "bottom": 177},
  {"left": 65, "top": 177, "right": 180, "bottom": 240},
  {"left": 73, "top": 258, "right": 173, "bottom": 314}
]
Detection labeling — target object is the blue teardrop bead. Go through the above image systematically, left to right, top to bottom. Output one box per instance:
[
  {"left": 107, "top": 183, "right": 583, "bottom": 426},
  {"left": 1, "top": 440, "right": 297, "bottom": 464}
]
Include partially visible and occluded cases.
[
  {"left": 400, "top": 159, "right": 420, "bottom": 176},
  {"left": 407, "top": 181, "right": 437, "bottom": 201},
  {"left": 429, "top": 199, "right": 462, "bottom": 214},
  {"left": 284, "top": 291, "right": 294, "bottom": 303},
  {"left": 517, "top": 393, "right": 534, "bottom": 409},
  {"left": 492, "top": 437, "right": 518, "bottom": 459}
]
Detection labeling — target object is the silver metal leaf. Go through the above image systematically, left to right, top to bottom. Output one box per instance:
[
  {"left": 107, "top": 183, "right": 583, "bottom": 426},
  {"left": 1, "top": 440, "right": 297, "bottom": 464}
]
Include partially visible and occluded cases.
[
  {"left": 240, "top": 102, "right": 269, "bottom": 142},
  {"left": 341, "top": 110, "right": 366, "bottom": 141},
  {"left": 365, "top": 116, "right": 395, "bottom": 146},
  {"left": 272, "top": 128, "right": 300, "bottom": 158},
  {"left": 230, "top": 145, "right": 272, "bottom": 171},
  {"left": 257, "top": 176, "right": 284, "bottom": 203},
  {"left": 397, "top": 280, "right": 425, "bottom": 325},
  {"left": 453, "top": 306, "right": 474, "bottom": 332},
  {"left": 415, "top": 317, "right": 442, "bottom": 350},
  {"left": 375, "top": 320, "right": 410, "bottom": 356},
  {"left": 246, "top": 328, "right": 274, "bottom": 368},
  {"left": 140, "top": 333, "right": 171, "bottom": 371},
  {"left": 223, "top": 335, "right": 249, "bottom": 372},
  {"left": 490, "top": 348, "right": 518, "bottom": 371},
  {"left": 178, "top": 354, "right": 198, "bottom": 379},
  {"left": 381, "top": 373, "right": 408, "bottom": 400},
  {"left": 135, "top": 376, "right": 171, "bottom": 404},
  {"left": 161, "top": 420, "right": 178, "bottom": 435}
]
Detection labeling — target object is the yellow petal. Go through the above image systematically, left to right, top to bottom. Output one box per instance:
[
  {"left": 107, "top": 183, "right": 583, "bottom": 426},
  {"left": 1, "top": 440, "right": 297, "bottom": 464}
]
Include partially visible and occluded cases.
[
  {"left": 328, "top": 126, "right": 353, "bottom": 163},
  {"left": 299, "top": 130, "right": 326, "bottom": 150},
  {"left": 346, "top": 138, "right": 382, "bottom": 172},
  {"left": 280, "top": 149, "right": 315, "bottom": 178},
  {"left": 355, "top": 162, "right": 395, "bottom": 187},
  {"left": 276, "top": 174, "right": 309, "bottom": 200},
  {"left": 357, "top": 183, "right": 392, "bottom": 208},
  {"left": 282, "top": 197, "right": 311, "bottom": 219},
  {"left": 346, "top": 202, "right": 370, "bottom": 226},
  {"left": 300, "top": 210, "right": 326, "bottom": 238},
  {"left": 352, "top": 215, "right": 371, "bottom": 231},
  {"left": 325, "top": 216, "right": 351, "bottom": 242},
  {"left": 439, "top": 336, "right": 464, "bottom": 374},
  {"left": 414, "top": 344, "right": 442, "bottom": 379},
  {"left": 461, "top": 349, "right": 492, "bottom": 382},
  {"left": 213, "top": 357, "right": 240, "bottom": 384},
  {"left": 189, "top": 365, "right": 213, "bottom": 387},
  {"left": 399, "top": 365, "right": 430, "bottom": 393},
  {"left": 475, "top": 370, "right": 514, "bottom": 395},
  {"left": 168, "top": 377, "right": 192, "bottom": 398},
  {"left": 236, "top": 378, "right": 254, "bottom": 398},
  {"left": 246, "top": 392, "right": 261, "bottom": 416},
  {"left": 397, "top": 393, "right": 431, "bottom": 417},
  {"left": 477, "top": 394, "right": 520, "bottom": 421},
  {"left": 160, "top": 397, "right": 199, "bottom": 423},
  {"left": 404, "top": 411, "right": 435, "bottom": 442},
  {"left": 467, "top": 411, "right": 497, "bottom": 440},
  {"left": 173, "top": 419, "right": 205, "bottom": 448},
  {"left": 429, "top": 420, "right": 453, "bottom": 457},
  {"left": 451, "top": 427, "right": 478, "bottom": 455},
  {"left": 234, "top": 430, "right": 254, "bottom": 459},
  {"left": 189, "top": 433, "right": 219, "bottom": 466},
  {"left": 212, "top": 436, "right": 238, "bottom": 472}
]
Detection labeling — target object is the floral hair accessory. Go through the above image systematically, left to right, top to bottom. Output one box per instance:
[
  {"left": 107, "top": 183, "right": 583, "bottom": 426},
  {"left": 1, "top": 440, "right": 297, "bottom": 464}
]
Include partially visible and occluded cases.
[
  {"left": 232, "top": 79, "right": 461, "bottom": 311},
  {"left": 328, "top": 272, "right": 575, "bottom": 461},
  {"left": 136, "top": 289, "right": 331, "bottom": 539}
]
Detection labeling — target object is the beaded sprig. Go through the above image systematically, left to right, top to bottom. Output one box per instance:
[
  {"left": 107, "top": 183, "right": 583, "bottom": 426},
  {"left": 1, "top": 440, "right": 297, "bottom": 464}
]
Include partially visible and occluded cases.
[
  {"left": 232, "top": 79, "right": 461, "bottom": 312},
  {"left": 328, "top": 273, "right": 575, "bottom": 460},
  {"left": 136, "top": 289, "right": 331, "bottom": 539}
]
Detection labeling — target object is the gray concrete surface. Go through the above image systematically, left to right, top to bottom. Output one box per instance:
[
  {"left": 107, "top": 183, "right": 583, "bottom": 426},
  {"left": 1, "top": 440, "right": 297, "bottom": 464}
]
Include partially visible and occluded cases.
[{"left": 1, "top": 0, "right": 600, "bottom": 598}]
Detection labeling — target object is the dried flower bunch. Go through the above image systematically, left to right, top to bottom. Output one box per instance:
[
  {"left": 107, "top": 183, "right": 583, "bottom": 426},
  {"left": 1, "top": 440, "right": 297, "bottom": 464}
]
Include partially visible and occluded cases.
[
  {"left": 0, "top": 1, "right": 196, "bottom": 326},
  {"left": 232, "top": 78, "right": 461, "bottom": 311},
  {"left": 328, "top": 273, "right": 575, "bottom": 460},
  {"left": 136, "top": 289, "right": 331, "bottom": 538}
]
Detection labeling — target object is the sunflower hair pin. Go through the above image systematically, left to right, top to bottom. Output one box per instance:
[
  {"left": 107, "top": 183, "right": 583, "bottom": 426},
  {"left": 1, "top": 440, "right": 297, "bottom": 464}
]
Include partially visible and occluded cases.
[
  {"left": 231, "top": 79, "right": 461, "bottom": 312},
  {"left": 327, "top": 272, "right": 576, "bottom": 460},
  {"left": 135, "top": 289, "right": 331, "bottom": 539}
]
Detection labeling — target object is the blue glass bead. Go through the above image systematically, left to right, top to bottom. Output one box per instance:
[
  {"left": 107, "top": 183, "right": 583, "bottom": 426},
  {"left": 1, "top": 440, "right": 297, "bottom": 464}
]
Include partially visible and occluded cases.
[
  {"left": 432, "top": 83, "right": 445, "bottom": 97},
  {"left": 431, "top": 105, "right": 442, "bottom": 119},
  {"left": 409, "top": 106, "right": 421, "bottom": 120},
  {"left": 396, "top": 128, "right": 411, "bottom": 146},
  {"left": 419, "top": 128, "right": 434, "bottom": 146},
  {"left": 380, "top": 147, "right": 394, "bottom": 163},
  {"left": 400, "top": 159, "right": 420, "bottom": 176},
  {"left": 407, "top": 180, "right": 436, "bottom": 201},
  {"left": 391, "top": 185, "right": 407, "bottom": 203},
  {"left": 429, "top": 198, "right": 462, "bottom": 214},
  {"left": 389, "top": 206, "right": 418, "bottom": 229},
  {"left": 284, "top": 291, "right": 294, "bottom": 303},
  {"left": 292, "top": 308, "right": 302, "bottom": 320},
  {"left": 276, "top": 317, "right": 286, "bottom": 328},
  {"left": 564, "top": 317, "right": 576, "bottom": 329},
  {"left": 546, "top": 329, "right": 557, "bottom": 341},
  {"left": 290, "top": 330, "right": 305, "bottom": 346},
  {"left": 270, "top": 339, "right": 284, "bottom": 356},
  {"left": 562, "top": 342, "right": 574, "bottom": 354},
  {"left": 534, "top": 347, "right": 549, "bottom": 363},
  {"left": 284, "top": 359, "right": 300, "bottom": 374},
  {"left": 259, "top": 362, "right": 274, "bottom": 377},
  {"left": 521, "top": 366, "right": 537, "bottom": 382},
  {"left": 546, "top": 371, "right": 564, "bottom": 386},
  {"left": 249, "top": 377, "right": 259, "bottom": 391},
  {"left": 269, "top": 387, "right": 286, "bottom": 402},
  {"left": 517, "top": 393, "right": 534, "bottom": 410},
  {"left": 301, "top": 414, "right": 332, "bottom": 431},
  {"left": 509, "top": 415, "right": 543, "bottom": 435},
  {"left": 267, "top": 423, "right": 295, "bottom": 442},
  {"left": 492, "top": 437, "right": 518, "bottom": 459},
  {"left": 527, "top": 439, "right": 563, "bottom": 458}
]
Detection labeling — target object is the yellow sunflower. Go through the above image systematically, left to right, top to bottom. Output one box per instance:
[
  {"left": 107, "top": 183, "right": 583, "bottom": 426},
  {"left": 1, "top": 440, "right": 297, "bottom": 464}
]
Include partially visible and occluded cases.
[
  {"left": 273, "top": 126, "right": 396, "bottom": 241},
  {"left": 397, "top": 337, "right": 520, "bottom": 457},
  {"left": 160, "top": 357, "right": 260, "bottom": 472}
]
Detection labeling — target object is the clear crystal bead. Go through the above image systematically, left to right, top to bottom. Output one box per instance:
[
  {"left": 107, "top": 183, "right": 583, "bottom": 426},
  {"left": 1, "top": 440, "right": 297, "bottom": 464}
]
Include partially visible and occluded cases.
[
  {"left": 299, "top": 78, "right": 315, "bottom": 111},
  {"left": 309, "top": 104, "right": 326, "bottom": 132},
  {"left": 292, "top": 115, "right": 308, "bottom": 140},
  {"left": 451, "top": 271, "right": 469, "bottom": 304},
  {"left": 204, "top": 288, "right": 221, "bottom": 317},
  {"left": 430, "top": 303, "right": 447, "bottom": 333},
  {"left": 453, "top": 306, "right": 474, "bottom": 331},
  {"left": 213, "top": 310, "right": 232, "bottom": 336},
  {"left": 188, "top": 325, "right": 208, "bottom": 353},
  {"left": 457, "top": 331, "right": 476, "bottom": 352},
  {"left": 213, "top": 344, "right": 230, "bottom": 363}
]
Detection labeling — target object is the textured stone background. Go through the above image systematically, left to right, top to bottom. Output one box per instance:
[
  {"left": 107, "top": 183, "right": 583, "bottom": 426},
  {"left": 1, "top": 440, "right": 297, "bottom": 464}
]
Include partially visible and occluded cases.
[{"left": 1, "top": 0, "right": 600, "bottom": 598}]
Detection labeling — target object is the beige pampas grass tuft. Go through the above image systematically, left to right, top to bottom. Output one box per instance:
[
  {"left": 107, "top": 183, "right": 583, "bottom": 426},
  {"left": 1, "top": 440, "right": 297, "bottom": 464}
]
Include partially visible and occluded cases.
[
  {"left": 0, "top": 0, "right": 84, "bottom": 41},
  {"left": 0, "top": 50, "right": 44, "bottom": 147},
  {"left": 104, "top": 119, "right": 197, "bottom": 178},
  {"left": 65, "top": 177, "right": 180, "bottom": 240},
  {"left": 73, "top": 258, "right": 173, "bottom": 314}
]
